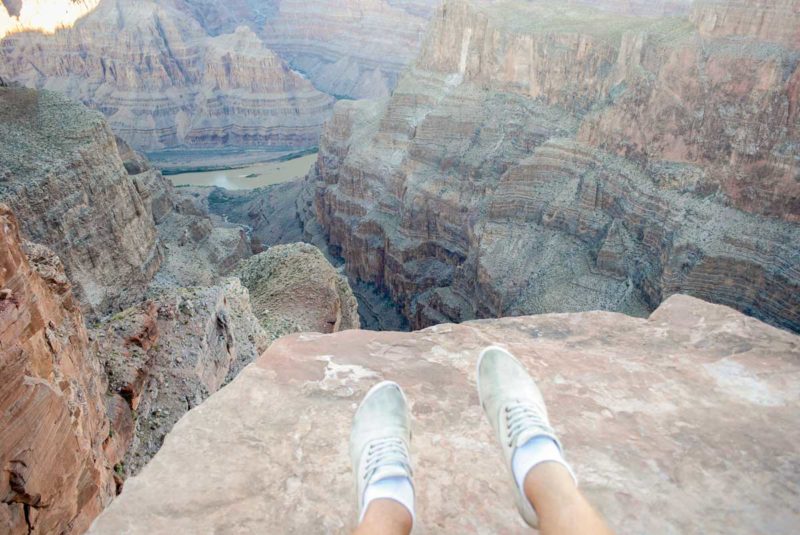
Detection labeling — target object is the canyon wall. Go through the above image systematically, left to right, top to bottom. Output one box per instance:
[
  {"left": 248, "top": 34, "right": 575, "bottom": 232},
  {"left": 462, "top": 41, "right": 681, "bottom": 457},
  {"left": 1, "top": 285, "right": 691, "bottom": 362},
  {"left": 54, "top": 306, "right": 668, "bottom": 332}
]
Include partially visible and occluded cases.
[
  {"left": 0, "top": 0, "right": 334, "bottom": 161},
  {"left": 0, "top": 0, "right": 442, "bottom": 162},
  {"left": 263, "top": 0, "right": 439, "bottom": 98},
  {"left": 311, "top": 0, "right": 800, "bottom": 331},
  {"left": 690, "top": 0, "right": 800, "bottom": 47},
  {"left": 1, "top": 87, "right": 364, "bottom": 530},
  {"left": 0, "top": 88, "right": 162, "bottom": 315},
  {"left": 0, "top": 205, "right": 116, "bottom": 535}
]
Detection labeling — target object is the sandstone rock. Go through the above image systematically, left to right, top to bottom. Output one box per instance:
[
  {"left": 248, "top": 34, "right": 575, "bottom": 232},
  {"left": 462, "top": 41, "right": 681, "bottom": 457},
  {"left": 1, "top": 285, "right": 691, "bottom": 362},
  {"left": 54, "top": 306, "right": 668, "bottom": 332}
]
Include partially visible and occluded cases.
[
  {"left": 263, "top": 0, "right": 439, "bottom": 99},
  {"left": 311, "top": 0, "right": 800, "bottom": 332},
  {"left": 568, "top": 0, "right": 693, "bottom": 17},
  {"left": 690, "top": 0, "right": 800, "bottom": 47},
  {"left": 0, "top": 1, "right": 334, "bottom": 162},
  {"left": 0, "top": 88, "right": 162, "bottom": 315},
  {"left": 201, "top": 180, "right": 411, "bottom": 331},
  {"left": 202, "top": 182, "right": 307, "bottom": 251},
  {"left": 0, "top": 204, "right": 115, "bottom": 534},
  {"left": 235, "top": 243, "right": 360, "bottom": 340},
  {"left": 92, "top": 279, "right": 269, "bottom": 476},
  {"left": 88, "top": 295, "right": 800, "bottom": 534}
]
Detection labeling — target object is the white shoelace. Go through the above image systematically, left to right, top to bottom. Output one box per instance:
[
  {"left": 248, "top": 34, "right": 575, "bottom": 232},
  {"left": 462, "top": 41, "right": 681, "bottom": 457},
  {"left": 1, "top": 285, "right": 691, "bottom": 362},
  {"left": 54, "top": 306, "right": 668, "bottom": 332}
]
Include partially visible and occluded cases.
[
  {"left": 505, "top": 403, "right": 549, "bottom": 448},
  {"left": 363, "top": 436, "right": 412, "bottom": 483}
]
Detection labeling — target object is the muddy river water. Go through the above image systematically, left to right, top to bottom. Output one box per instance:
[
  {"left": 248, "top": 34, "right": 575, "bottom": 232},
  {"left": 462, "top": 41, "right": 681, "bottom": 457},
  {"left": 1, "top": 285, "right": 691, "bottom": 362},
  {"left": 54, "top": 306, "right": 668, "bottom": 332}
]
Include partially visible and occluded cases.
[{"left": 166, "top": 153, "right": 317, "bottom": 190}]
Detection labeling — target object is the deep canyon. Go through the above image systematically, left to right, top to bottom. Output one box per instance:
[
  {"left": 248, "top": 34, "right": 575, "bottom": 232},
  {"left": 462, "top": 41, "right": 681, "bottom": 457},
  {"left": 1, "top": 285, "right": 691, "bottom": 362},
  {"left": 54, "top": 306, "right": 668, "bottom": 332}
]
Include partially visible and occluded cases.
[
  {"left": 0, "top": 0, "right": 441, "bottom": 168},
  {"left": 1, "top": 0, "right": 799, "bottom": 533},
  {"left": 307, "top": 0, "right": 800, "bottom": 331}
]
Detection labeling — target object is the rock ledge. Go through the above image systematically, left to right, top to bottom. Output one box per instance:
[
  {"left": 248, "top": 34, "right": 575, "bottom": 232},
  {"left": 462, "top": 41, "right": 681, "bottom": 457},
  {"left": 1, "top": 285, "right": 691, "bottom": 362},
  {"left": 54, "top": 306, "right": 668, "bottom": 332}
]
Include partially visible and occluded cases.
[{"left": 89, "top": 295, "right": 799, "bottom": 534}]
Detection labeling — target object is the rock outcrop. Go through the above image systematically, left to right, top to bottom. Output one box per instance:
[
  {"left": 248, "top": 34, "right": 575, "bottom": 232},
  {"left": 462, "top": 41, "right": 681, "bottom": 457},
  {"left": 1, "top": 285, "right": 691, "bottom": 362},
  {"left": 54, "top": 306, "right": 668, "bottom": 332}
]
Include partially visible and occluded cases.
[
  {"left": 0, "top": 0, "right": 334, "bottom": 162},
  {"left": 263, "top": 0, "right": 439, "bottom": 98},
  {"left": 311, "top": 0, "right": 800, "bottom": 332},
  {"left": 689, "top": 0, "right": 800, "bottom": 46},
  {"left": 0, "top": 88, "right": 162, "bottom": 315},
  {"left": 0, "top": 205, "right": 116, "bottom": 535},
  {"left": 235, "top": 243, "right": 360, "bottom": 340},
  {"left": 92, "top": 279, "right": 269, "bottom": 476},
  {"left": 87, "top": 295, "right": 800, "bottom": 534}
]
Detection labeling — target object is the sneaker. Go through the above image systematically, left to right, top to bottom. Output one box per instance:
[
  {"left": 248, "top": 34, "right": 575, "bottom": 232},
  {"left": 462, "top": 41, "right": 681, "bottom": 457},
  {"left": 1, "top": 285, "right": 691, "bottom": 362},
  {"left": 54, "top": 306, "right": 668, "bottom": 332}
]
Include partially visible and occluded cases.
[
  {"left": 477, "top": 346, "right": 566, "bottom": 528},
  {"left": 349, "top": 381, "right": 414, "bottom": 522}
]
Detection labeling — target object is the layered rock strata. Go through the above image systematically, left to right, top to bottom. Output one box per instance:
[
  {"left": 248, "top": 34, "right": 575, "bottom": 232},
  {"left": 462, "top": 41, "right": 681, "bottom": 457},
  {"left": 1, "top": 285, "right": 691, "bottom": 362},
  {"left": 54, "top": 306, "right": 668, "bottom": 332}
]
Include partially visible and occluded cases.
[
  {"left": 0, "top": 0, "right": 334, "bottom": 159},
  {"left": 262, "top": 0, "right": 439, "bottom": 98},
  {"left": 312, "top": 0, "right": 800, "bottom": 331},
  {"left": 569, "top": 0, "right": 693, "bottom": 17},
  {"left": 689, "top": 0, "right": 800, "bottom": 46},
  {"left": 1, "top": 87, "right": 363, "bottom": 530},
  {"left": 0, "top": 88, "right": 162, "bottom": 315},
  {"left": 0, "top": 205, "right": 116, "bottom": 535},
  {"left": 235, "top": 243, "right": 360, "bottom": 340},
  {"left": 87, "top": 295, "right": 800, "bottom": 534}
]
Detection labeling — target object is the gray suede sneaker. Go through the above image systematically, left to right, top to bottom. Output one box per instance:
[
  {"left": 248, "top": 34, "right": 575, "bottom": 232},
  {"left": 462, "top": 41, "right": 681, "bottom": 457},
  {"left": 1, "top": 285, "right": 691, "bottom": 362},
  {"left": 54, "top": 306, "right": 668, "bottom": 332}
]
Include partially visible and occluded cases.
[
  {"left": 477, "top": 346, "right": 566, "bottom": 528},
  {"left": 349, "top": 381, "right": 413, "bottom": 521}
]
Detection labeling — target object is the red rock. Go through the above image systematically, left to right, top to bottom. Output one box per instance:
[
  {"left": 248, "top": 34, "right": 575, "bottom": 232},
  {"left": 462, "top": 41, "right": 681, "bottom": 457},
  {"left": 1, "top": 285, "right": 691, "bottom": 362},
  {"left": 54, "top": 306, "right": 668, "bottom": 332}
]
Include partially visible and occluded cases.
[{"left": 0, "top": 204, "right": 115, "bottom": 534}]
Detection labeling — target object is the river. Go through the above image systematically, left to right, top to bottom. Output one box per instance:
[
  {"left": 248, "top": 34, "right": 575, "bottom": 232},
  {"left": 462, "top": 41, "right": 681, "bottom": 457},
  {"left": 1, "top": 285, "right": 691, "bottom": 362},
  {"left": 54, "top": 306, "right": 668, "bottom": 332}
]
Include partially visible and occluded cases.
[{"left": 166, "top": 153, "right": 317, "bottom": 190}]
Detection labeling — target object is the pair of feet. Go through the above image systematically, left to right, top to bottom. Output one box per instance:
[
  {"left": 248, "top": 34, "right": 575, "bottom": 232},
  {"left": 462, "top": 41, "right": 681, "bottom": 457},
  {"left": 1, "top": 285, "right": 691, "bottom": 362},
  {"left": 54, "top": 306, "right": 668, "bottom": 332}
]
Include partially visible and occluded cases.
[{"left": 349, "top": 346, "right": 577, "bottom": 530}]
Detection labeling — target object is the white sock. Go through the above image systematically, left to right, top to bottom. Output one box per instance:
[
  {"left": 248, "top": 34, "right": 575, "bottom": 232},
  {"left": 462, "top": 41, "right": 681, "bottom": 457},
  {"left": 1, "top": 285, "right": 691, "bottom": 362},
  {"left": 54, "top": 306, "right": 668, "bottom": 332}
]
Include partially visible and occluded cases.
[
  {"left": 511, "top": 436, "right": 577, "bottom": 493},
  {"left": 361, "top": 475, "right": 415, "bottom": 524}
]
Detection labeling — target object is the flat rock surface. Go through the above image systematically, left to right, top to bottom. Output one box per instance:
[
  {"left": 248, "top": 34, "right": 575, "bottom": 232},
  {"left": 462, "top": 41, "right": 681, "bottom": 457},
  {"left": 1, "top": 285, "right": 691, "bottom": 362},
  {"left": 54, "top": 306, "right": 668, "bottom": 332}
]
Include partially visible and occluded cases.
[{"left": 89, "top": 295, "right": 800, "bottom": 534}]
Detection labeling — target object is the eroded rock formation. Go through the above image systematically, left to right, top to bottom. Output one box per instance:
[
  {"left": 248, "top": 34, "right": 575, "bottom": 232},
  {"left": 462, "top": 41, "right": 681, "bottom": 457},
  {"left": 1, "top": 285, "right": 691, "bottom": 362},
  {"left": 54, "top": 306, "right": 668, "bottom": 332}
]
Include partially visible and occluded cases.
[
  {"left": 0, "top": 0, "right": 334, "bottom": 162},
  {"left": 263, "top": 0, "right": 439, "bottom": 98},
  {"left": 311, "top": 0, "right": 800, "bottom": 331},
  {"left": 1, "top": 87, "right": 363, "bottom": 530},
  {"left": 0, "top": 88, "right": 162, "bottom": 315},
  {"left": 0, "top": 205, "right": 116, "bottom": 535},
  {"left": 236, "top": 243, "right": 360, "bottom": 340},
  {"left": 93, "top": 279, "right": 268, "bottom": 476},
  {"left": 87, "top": 295, "right": 800, "bottom": 534}
]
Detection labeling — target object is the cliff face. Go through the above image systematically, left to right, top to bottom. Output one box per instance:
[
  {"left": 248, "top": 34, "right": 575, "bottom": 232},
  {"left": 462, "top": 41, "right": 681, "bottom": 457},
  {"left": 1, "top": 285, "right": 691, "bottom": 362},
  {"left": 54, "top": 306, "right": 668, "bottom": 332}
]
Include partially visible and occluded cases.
[
  {"left": 0, "top": 0, "right": 334, "bottom": 157},
  {"left": 263, "top": 0, "right": 439, "bottom": 98},
  {"left": 312, "top": 0, "right": 800, "bottom": 331},
  {"left": 569, "top": 0, "right": 693, "bottom": 17},
  {"left": 689, "top": 0, "right": 800, "bottom": 47},
  {"left": 0, "top": 88, "right": 162, "bottom": 315},
  {"left": 0, "top": 205, "right": 116, "bottom": 535},
  {"left": 87, "top": 295, "right": 800, "bottom": 534}
]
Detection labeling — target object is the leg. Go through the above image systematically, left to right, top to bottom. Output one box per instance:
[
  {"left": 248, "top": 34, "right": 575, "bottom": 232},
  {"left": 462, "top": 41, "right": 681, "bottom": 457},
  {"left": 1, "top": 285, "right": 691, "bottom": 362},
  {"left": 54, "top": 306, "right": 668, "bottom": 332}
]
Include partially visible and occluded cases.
[
  {"left": 477, "top": 346, "right": 614, "bottom": 532},
  {"left": 349, "top": 381, "right": 415, "bottom": 535},
  {"left": 524, "top": 462, "right": 613, "bottom": 535},
  {"left": 353, "top": 499, "right": 413, "bottom": 535}
]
